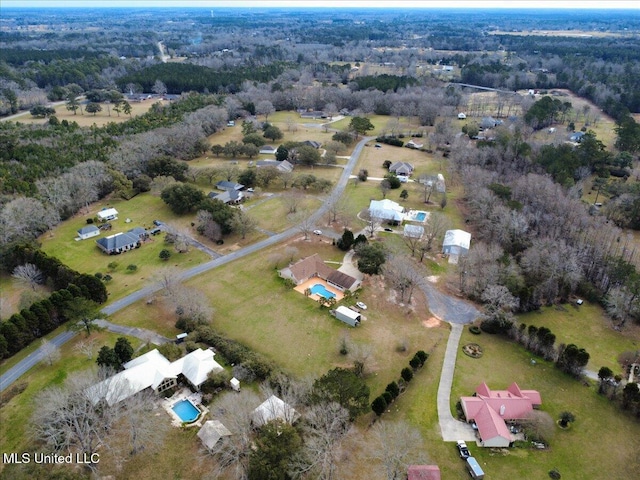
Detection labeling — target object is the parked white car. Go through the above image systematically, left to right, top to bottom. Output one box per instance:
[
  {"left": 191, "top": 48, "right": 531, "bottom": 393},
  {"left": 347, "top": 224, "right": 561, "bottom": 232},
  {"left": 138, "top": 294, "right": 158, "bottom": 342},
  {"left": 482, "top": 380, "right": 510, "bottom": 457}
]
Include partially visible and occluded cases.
[
  {"left": 313, "top": 229, "right": 322, "bottom": 235},
  {"left": 356, "top": 301, "right": 367, "bottom": 310}
]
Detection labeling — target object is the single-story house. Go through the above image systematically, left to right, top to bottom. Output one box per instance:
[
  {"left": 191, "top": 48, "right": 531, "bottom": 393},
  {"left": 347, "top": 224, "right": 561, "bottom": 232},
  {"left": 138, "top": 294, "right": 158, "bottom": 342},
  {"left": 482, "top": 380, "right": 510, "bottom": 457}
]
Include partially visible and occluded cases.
[
  {"left": 299, "top": 110, "right": 326, "bottom": 119},
  {"left": 480, "top": 117, "right": 501, "bottom": 130},
  {"left": 569, "top": 131, "right": 585, "bottom": 142},
  {"left": 405, "top": 139, "right": 424, "bottom": 149},
  {"left": 302, "top": 140, "right": 321, "bottom": 149},
  {"left": 259, "top": 145, "right": 277, "bottom": 155},
  {"left": 256, "top": 159, "right": 294, "bottom": 173},
  {"left": 389, "top": 161, "right": 414, "bottom": 177},
  {"left": 215, "top": 181, "right": 244, "bottom": 191},
  {"left": 208, "top": 189, "right": 243, "bottom": 205},
  {"left": 369, "top": 199, "right": 405, "bottom": 223},
  {"left": 97, "top": 208, "right": 118, "bottom": 222},
  {"left": 404, "top": 224, "right": 424, "bottom": 239},
  {"left": 77, "top": 225, "right": 100, "bottom": 240},
  {"left": 442, "top": 229, "right": 471, "bottom": 257},
  {"left": 96, "top": 231, "right": 141, "bottom": 255},
  {"left": 279, "top": 253, "right": 360, "bottom": 292},
  {"left": 88, "top": 348, "right": 224, "bottom": 406},
  {"left": 461, "top": 383, "right": 542, "bottom": 448},
  {"left": 252, "top": 395, "right": 299, "bottom": 427},
  {"left": 198, "top": 420, "right": 232, "bottom": 450},
  {"left": 407, "top": 465, "right": 441, "bottom": 480}
]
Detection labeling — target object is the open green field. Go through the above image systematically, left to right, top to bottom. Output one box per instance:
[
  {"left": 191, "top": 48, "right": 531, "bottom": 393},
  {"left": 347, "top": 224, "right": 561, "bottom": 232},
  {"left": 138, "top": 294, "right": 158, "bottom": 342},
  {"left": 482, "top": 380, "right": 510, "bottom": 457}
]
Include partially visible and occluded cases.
[
  {"left": 39, "top": 193, "right": 209, "bottom": 304},
  {"left": 519, "top": 303, "right": 640, "bottom": 373},
  {"left": 451, "top": 328, "right": 640, "bottom": 480}
]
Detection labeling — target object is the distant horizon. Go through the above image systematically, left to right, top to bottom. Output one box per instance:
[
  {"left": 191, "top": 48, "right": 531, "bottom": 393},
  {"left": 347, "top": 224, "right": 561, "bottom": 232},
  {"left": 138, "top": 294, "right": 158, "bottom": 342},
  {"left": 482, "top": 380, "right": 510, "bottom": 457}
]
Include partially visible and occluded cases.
[{"left": 3, "top": 0, "right": 640, "bottom": 10}]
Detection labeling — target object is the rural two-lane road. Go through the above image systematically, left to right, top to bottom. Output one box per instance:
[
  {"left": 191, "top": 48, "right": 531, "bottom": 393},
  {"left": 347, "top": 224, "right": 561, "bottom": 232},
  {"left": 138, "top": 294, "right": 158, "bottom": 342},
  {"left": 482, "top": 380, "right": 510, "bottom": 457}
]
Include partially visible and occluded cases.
[{"left": 0, "top": 136, "right": 372, "bottom": 393}]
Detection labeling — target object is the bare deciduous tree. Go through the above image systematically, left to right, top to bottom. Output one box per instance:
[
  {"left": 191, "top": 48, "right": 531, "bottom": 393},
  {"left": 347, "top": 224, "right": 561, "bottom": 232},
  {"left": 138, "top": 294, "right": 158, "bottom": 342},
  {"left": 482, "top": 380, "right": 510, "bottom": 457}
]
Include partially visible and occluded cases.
[
  {"left": 282, "top": 189, "right": 304, "bottom": 214},
  {"left": 365, "top": 209, "right": 384, "bottom": 238},
  {"left": 232, "top": 210, "right": 258, "bottom": 240},
  {"left": 289, "top": 210, "right": 315, "bottom": 240},
  {"left": 383, "top": 256, "right": 424, "bottom": 304},
  {"left": 12, "top": 263, "right": 44, "bottom": 290},
  {"left": 40, "top": 338, "right": 61, "bottom": 366},
  {"left": 75, "top": 338, "right": 98, "bottom": 360},
  {"left": 207, "top": 390, "right": 261, "bottom": 480},
  {"left": 291, "top": 402, "right": 351, "bottom": 480},
  {"left": 367, "top": 420, "right": 428, "bottom": 480}
]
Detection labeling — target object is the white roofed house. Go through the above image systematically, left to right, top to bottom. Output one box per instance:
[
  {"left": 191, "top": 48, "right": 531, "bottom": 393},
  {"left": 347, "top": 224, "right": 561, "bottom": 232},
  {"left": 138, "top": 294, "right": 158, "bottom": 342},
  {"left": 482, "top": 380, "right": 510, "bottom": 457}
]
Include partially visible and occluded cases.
[
  {"left": 389, "top": 162, "right": 414, "bottom": 177},
  {"left": 369, "top": 199, "right": 405, "bottom": 224},
  {"left": 96, "top": 208, "right": 118, "bottom": 222},
  {"left": 404, "top": 224, "right": 424, "bottom": 239},
  {"left": 442, "top": 229, "right": 471, "bottom": 264},
  {"left": 87, "top": 348, "right": 224, "bottom": 406}
]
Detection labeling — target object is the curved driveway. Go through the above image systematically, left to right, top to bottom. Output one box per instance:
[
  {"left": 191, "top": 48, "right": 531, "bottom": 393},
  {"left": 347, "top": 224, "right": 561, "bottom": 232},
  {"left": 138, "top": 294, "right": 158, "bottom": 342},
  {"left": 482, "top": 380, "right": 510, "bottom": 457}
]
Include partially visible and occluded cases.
[{"left": 0, "top": 136, "right": 374, "bottom": 392}]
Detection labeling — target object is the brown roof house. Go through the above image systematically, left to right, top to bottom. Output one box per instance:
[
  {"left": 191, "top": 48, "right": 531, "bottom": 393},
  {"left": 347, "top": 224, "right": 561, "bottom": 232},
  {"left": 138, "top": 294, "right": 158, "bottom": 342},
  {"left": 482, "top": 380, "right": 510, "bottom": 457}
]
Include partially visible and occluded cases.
[{"left": 279, "top": 253, "right": 360, "bottom": 292}]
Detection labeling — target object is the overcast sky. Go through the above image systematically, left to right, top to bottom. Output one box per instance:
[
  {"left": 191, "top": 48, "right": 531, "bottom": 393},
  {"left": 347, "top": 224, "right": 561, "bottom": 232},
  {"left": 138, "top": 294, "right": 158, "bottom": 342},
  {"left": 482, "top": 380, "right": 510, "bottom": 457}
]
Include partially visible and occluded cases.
[{"left": 3, "top": 0, "right": 639, "bottom": 9}]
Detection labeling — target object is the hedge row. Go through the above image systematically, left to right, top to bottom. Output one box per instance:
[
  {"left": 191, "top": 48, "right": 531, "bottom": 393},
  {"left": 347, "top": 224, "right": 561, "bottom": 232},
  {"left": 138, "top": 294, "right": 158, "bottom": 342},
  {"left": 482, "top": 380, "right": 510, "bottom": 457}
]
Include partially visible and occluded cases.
[
  {"left": 192, "top": 326, "right": 275, "bottom": 381},
  {"left": 371, "top": 350, "right": 429, "bottom": 416}
]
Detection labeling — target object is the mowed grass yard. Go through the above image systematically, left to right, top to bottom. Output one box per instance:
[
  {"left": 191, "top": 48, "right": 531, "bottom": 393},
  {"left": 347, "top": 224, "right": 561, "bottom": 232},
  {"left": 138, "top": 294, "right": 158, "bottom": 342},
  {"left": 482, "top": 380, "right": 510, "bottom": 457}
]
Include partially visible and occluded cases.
[
  {"left": 39, "top": 193, "right": 209, "bottom": 304},
  {"left": 519, "top": 303, "right": 640, "bottom": 374},
  {"left": 451, "top": 327, "right": 640, "bottom": 480}
]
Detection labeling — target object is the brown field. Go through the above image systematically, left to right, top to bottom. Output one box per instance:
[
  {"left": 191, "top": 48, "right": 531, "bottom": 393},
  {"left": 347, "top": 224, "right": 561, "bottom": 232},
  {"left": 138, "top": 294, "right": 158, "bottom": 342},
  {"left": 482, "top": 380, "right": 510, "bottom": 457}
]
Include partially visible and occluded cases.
[
  {"left": 489, "top": 29, "right": 637, "bottom": 38},
  {"left": 8, "top": 99, "right": 169, "bottom": 128}
]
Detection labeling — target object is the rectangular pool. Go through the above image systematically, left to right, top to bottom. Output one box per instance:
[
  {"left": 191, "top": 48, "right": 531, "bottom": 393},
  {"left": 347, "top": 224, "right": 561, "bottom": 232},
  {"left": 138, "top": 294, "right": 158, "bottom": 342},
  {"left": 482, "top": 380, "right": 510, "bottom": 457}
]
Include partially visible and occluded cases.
[
  {"left": 310, "top": 283, "right": 336, "bottom": 299},
  {"left": 172, "top": 399, "right": 200, "bottom": 423}
]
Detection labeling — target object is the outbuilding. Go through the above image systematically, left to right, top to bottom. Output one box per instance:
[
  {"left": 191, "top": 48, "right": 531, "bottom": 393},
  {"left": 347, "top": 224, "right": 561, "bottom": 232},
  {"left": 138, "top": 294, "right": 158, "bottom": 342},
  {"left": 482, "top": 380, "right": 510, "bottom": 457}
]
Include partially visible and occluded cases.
[
  {"left": 77, "top": 225, "right": 100, "bottom": 240},
  {"left": 332, "top": 306, "right": 361, "bottom": 327},
  {"left": 466, "top": 457, "right": 485, "bottom": 480}
]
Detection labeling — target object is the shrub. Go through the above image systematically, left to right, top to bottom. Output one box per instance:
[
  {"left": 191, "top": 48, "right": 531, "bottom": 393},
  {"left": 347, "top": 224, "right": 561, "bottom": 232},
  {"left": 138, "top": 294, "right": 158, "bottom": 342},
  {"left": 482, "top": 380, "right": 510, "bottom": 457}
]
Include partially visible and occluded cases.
[
  {"left": 357, "top": 169, "right": 368, "bottom": 181},
  {"left": 86, "top": 218, "right": 94, "bottom": 224},
  {"left": 159, "top": 249, "right": 172, "bottom": 261},
  {"left": 126, "top": 264, "right": 137, "bottom": 272},
  {"left": 94, "top": 272, "right": 103, "bottom": 280},
  {"left": 103, "top": 274, "right": 112, "bottom": 283},
  {"left": 469, "top": 325, "right": 482, "bottom": 335},
  {"left": 415, "top": 350, "right": 429, "bottom": 363},
  {"left": 409, "top": 356, "right": 422, "bottom": 370},
  {"left": 401, "top": 367, "right": 414, "bottom": 382},
  {"left": 385, "top": 381, "right": 400, "bottom": 399},
  {"left": 381, "top": 391, "right": 393, "bottom": 405},
  {"left": 371, "top": 395, "right": 387, "bottom": 416}
]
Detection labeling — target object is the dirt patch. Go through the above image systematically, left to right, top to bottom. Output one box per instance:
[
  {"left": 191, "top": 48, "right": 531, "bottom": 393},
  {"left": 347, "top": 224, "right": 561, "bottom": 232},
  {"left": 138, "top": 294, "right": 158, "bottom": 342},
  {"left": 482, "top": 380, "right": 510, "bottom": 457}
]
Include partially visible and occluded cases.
[{"left": 422, "top": 317, "right": 442, "bottom": 328}]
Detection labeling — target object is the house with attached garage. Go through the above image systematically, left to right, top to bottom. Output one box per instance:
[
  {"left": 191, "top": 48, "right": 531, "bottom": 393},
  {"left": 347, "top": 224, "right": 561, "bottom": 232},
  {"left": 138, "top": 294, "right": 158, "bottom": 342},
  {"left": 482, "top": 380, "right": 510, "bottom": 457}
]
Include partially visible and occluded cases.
[
  {"left": 256, "top": 159, "right": 294, "bottom": 173},
  {"left": 389, "top": 161, "right": 414, "bottom": 177},
  {"left": 208, "top": 188, "right": 243, "bottom": 205},
  {"left": 369, "top": 199, "right": 405, "bottom": 224},
  {"left": 77, "top": 225, "right": 100, "bottom": 240},
  {"left": 96, "top": 231, "right": 141, "bottom": 255},
  {"left": 279, "top": 253, "right": 360, "bottom": 292},
  {"left": 87, "top": 348, "right": 224, "bottom": 406},
  {"left": 460, "top": 382, "right": 542, "bottom": 448}
]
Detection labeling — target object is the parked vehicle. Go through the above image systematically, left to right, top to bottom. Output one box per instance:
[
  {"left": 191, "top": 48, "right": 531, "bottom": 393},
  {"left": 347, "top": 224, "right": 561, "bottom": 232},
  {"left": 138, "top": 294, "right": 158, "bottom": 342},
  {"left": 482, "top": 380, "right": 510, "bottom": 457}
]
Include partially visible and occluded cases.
[
  {"left": 153, "top": 220, "right": 163, "bottom": 226},
  {"left": 313, "top": 229, "right": 322, "bottom": 235},
  {"left": 356, "top": 301, "right": 367, "bottom": 310},
  {"left": 456, "top": 440, "right": 470, "bottom": 458},
  {"left": 466, "top": 457, "right": 484, "bottom": 480}
]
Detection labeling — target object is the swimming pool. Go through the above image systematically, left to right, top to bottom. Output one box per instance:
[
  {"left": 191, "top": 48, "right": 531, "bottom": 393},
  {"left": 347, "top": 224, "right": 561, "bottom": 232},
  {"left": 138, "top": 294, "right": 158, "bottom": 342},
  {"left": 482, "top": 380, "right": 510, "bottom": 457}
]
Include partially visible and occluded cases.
[
  {"left": 415, "top": 212, "right": 427, "bottom": 222},
  {"left": 310, "top": 283, "right": 336, "bottom": 299},
  {"left": 172, "top": 399, "right": 200, "bottom": 423}
]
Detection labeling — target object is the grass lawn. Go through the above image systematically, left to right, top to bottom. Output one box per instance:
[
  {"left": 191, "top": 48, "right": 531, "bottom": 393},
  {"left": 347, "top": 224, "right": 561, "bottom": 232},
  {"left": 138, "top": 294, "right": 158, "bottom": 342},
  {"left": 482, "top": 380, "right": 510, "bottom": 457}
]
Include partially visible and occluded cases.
[
  {"left": 8, "top": 100, "right": 169, "bottom": 128},
  {"left": 39, "top": 193, "right": 209, "bottom": 304},
  {"left": 0, "top": 274, "right": 52, "bottom": 321},
  {"left": 518, "top": 303, "right": 640, "bottom": 373},
  {"left": 451, "top": 328, "right": 640, "bottom": 480},
  {"left": 0, "top": 330, "right": 143, "bottom": 455}
]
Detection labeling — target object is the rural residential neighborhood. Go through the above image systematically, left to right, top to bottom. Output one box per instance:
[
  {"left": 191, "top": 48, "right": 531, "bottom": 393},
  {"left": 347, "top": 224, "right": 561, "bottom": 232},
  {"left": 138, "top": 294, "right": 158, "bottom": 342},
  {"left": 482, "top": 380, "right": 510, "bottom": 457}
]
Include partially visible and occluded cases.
[{"left": 1, "top": 2, "right": 640, "bottom": 480}]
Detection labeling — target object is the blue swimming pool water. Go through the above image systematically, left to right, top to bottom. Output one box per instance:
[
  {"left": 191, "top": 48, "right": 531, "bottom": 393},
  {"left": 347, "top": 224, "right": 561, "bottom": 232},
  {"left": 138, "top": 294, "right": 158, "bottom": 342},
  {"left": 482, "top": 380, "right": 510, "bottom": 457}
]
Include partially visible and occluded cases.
[
  {"left": 415, "top": 212, "right": 427, "bottom": 221},
  {"left": 310, "top": 283, "right": 336, "bottom": 299},
  {"left": 172, "top": 399, "right": 200, "bottom": 423}
]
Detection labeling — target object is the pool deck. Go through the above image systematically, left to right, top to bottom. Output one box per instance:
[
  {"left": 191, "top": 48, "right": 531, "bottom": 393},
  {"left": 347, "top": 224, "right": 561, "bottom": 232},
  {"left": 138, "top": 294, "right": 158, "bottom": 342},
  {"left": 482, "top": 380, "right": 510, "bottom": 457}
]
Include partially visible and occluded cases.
[
  {"left": 406, "top": 210, "right": 430, "bottom": 223},
  {"left": 294, "top": 277, "right": 344, "bottom": 302},
  {"left": 163, "top": 388, "right": 208, "bottom": 427}
]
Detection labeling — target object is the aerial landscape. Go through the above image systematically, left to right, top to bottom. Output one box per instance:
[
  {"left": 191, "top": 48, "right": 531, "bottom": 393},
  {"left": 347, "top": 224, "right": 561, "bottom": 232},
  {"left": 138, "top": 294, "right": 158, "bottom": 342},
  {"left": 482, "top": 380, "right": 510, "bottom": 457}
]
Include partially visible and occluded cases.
[{"left": 1, "top": 1, "right": 640, "bottom": 479}]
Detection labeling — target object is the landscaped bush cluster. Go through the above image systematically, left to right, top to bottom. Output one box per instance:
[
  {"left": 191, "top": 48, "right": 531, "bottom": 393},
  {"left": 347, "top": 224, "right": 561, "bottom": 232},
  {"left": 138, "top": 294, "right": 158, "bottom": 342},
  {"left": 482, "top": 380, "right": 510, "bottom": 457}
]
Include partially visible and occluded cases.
[
  {"left": 375, "top": 136, "right": 404, "bottom": 147},
  {"left": 192, "top": 326, "right": 275, "bottom": 380},
  {"left": 371, "top": 351, "right": 428, "bottom": 416},
  {"left": 596, "top": 361, "right": 640, "bottom": 419}
]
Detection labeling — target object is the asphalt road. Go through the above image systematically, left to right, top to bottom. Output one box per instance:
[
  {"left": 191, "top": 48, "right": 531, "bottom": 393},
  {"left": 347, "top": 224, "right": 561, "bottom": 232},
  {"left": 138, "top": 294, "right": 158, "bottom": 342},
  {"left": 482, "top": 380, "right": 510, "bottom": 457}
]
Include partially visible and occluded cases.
[{"left": 0, "top": 135, "right": 374, "bottom": 392}]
